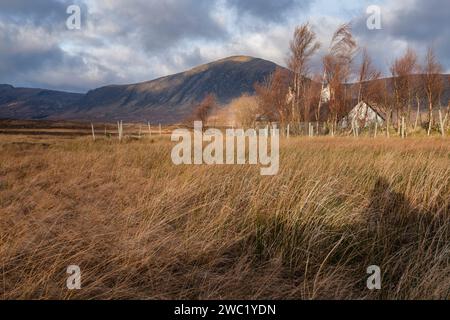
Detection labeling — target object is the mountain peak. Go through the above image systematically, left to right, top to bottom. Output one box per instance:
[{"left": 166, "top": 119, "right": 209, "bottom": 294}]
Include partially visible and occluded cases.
[
  {"left": 185, "top": 55, "right": 259, "bottom": 76},
  {"left": 216, "top": 55, "right": 256, "bottom": 63},
  {"left": 0, "top": 56, "right": 283, "bottom": 123}
]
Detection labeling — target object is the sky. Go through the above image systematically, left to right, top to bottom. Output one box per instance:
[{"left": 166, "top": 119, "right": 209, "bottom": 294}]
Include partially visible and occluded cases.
[{"left": 0, "top": 0, "right": 449, "bottom": 93}]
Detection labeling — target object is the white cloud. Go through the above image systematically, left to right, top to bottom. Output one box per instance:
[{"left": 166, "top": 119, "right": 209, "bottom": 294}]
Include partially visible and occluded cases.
[{"left": 0, "top": 0, "right": 448, "bottom": 92}]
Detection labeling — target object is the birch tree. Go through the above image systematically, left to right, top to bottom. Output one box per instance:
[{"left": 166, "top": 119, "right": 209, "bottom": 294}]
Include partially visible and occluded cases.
[
  {"left": 288, "top": 23, "right": 320, "bottom": 122},
  {"left": 322, "top": 23, "right": 357, "bottom": 135},
  {"left": 422, "top": 47, "right": 443, "bottom": 136},
  {"left": 357, "top": 48, "right": 381, "bottom": 128},
  {"left": 390, "top": 48, "right": 418, "bottom": 133},
  {"left": 255, "top": 68, "right": 290, "bottom": 125},
  {"left": 193, "top": 94, "right": 217, "bottom": 125}
]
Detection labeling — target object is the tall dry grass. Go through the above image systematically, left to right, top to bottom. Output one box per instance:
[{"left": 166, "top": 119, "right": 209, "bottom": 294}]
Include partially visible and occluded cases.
[{"left": 0, "top": 135, "right": 449, "bottom": 300}]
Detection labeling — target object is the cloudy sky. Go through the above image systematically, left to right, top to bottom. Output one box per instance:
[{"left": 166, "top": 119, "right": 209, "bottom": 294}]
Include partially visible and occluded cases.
[{"left": 0, "top": 0, "right": 449, "bottom": 92}]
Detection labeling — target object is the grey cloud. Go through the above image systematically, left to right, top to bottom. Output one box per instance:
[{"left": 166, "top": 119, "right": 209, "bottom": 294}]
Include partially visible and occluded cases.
[
  {"left": 0, "top": 0, "right": 87, "bottom": 29},
  {"left": 0, "top": 0, "right": 224, "bottom": 91},
  {"left": 1, "top": 0, "right": 449, "bottom": 93},
  {"left": 90, "top": 0, "right": 227, "bottom": 52},
  {"left": 226, "top": 0, "right": 312, "bottom": 22},
  {"left": 353, "top": 0, "right": 450, "bottom": 72},
  {"left": 386, "top": 0, "right": 450, "bottom": 43},
  {"left": 0, "top": 22, "right": 119, "bottom": 92},
  {"left": 0, "top": 23, "right": 65, "bottom": 77}
]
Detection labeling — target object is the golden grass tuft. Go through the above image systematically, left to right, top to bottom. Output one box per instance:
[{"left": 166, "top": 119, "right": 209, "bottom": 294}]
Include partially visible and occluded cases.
[{"left": 0, "top": 135, "right": 449, "bottom": 299}]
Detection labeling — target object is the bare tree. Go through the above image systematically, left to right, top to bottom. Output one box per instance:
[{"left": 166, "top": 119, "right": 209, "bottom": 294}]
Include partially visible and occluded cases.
[
  {"left": 287, "top": 23, "right": 321, "bottom": 122},
  {"left": 322, "top": 23, "right": 357, "bottom": 135},
  {"left": 422, "top": 47, "right": 443, "bottom": 136},
  {"left": 356, "top": 48, "right": 381, "bottom": 128},
  {"left": 390, "top": 48, "right": 418, "bottom": 134},
  {"left": 358, "top": 49, "right": 382, "bottom": 93},
  {"left": 412, "top": 62, "right": 424, "bottom": 131},
  {"left": 255, "top": 68, "right": 291, "bottom": 126},
  {"left": 310, "top": 73, "right": 324, "bottom": 124},
  {"left": 371, "top": 77, "right": 394, "bottom": 137},
  {"left": 447, "top": 77, "right": 450, "bottom": 132},
  {"left": 193, "top": 93, "right": 217, "bottom": 125},
  {"left": 229, "top": 94, "right": 259, "bottom": 128}
]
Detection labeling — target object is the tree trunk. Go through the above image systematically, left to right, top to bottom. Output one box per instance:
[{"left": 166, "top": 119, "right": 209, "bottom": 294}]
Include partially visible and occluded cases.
[
  {"left": 316, "top": 72, "right": 326, "bottom": 126},
  {"left": 414, "top": 95, "right": 420, "bottom": 131},
  {"left": 428, "top": 102, "right": 433, "bottom": 136},
  {"left": 438, "top": 109, "right": 445, "bottom": 137},
  {"left": 386, "top": 112, "right": 391, "bottom": 138},
  {"left": 401, "top": 117, "right": 405, "bottom": 139}
]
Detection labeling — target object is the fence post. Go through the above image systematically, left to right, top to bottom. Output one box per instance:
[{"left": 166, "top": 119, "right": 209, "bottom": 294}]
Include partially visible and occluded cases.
[
  {"left": 401, "top": 117, "right": 405, "bottom": 139},
  {"left": 118, "top": 121, "right": 123, "bottom": 141},
  {"left": 148, "top": 122, "right": 151, "bottom": 136},
  {"left": 91, "top": 123, "right": 95, "bottom": 141},
  {"left": 159, "top": 124, "right": 162, "bottom": 136}
]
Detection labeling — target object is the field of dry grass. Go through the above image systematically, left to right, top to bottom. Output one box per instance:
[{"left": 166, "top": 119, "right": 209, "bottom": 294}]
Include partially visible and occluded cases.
[{"left": 0, "top": 131, "right": 449, "bottom": 300}]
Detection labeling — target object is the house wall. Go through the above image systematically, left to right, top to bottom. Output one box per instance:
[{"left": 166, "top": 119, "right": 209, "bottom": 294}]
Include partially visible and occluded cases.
[{"left": 342, "top": 102, "right": 384, "bottom": 128}]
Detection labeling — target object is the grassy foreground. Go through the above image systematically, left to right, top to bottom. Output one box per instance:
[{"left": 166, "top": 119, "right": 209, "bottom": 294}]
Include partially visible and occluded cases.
[{"left": 0, "top": 135, "right": 449, "bottom": 299}]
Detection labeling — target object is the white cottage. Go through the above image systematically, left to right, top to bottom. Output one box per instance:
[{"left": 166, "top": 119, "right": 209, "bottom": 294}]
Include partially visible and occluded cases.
[{"left": 342, "top": 101, "right": 384, "bottom": 129}]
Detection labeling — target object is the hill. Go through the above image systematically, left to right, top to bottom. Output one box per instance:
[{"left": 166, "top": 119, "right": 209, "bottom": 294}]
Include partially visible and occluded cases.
[
  {"left": 0, "top": 56, "right": 281, "bottom": 124},
  {"left": 60, "top": 56, "right": 281, "bottom": 123},
  {"left": 0, "top": 58, "right": 448, "bottom": 124},
  {"left": 0, "top": 85, "right": 82, "bottom": 120}
]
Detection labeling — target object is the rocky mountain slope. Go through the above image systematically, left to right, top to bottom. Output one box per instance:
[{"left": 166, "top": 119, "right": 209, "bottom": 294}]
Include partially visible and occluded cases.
[
  {"left": 0, "top": 56, "right": 281, "bottom": 124},
  {"left": 0, "top": 57, "right": 448, "bottom": 124}
]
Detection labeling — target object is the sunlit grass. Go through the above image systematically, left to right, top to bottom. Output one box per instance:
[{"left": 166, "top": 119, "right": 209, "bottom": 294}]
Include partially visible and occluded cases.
[{"left": 0, "top": 135, "right": 449, "bottom": 299}]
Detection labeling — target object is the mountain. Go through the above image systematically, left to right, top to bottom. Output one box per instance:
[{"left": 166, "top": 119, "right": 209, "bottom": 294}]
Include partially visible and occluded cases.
[
  {"left": 0, "top": 56, "right": 282, "bottom": 124},
  {"left": 62, "top": 56, "right": 281, "bottom": 123},
  {"left": 1, "top": 57, "right": 448, "bottom": 124},
  {"left": 0, "top": 85, "right": 83, "bottom": 120}
]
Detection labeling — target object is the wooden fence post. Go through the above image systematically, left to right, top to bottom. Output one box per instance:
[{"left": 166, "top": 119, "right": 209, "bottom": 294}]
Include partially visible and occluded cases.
[
  {"left": 401, "top": 117, "right": 405, "bottom": 139},
  {"left": 118, "top": 121, "right": 123, "bottom": 141},
  {"left": 91, "top": 123, "right": 95, "bottom": 141}
]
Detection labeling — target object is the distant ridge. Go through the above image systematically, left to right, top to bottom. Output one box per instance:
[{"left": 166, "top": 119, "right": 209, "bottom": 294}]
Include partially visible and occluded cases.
[
  {"left": 0, "top": 56, "right": 283, "bottom": 124},
  {"left": 0, "top": 57, "right": 448, "bottom": 124},
  {"left": 0, "top": 85, "right": 83, "bottom": 120}
]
